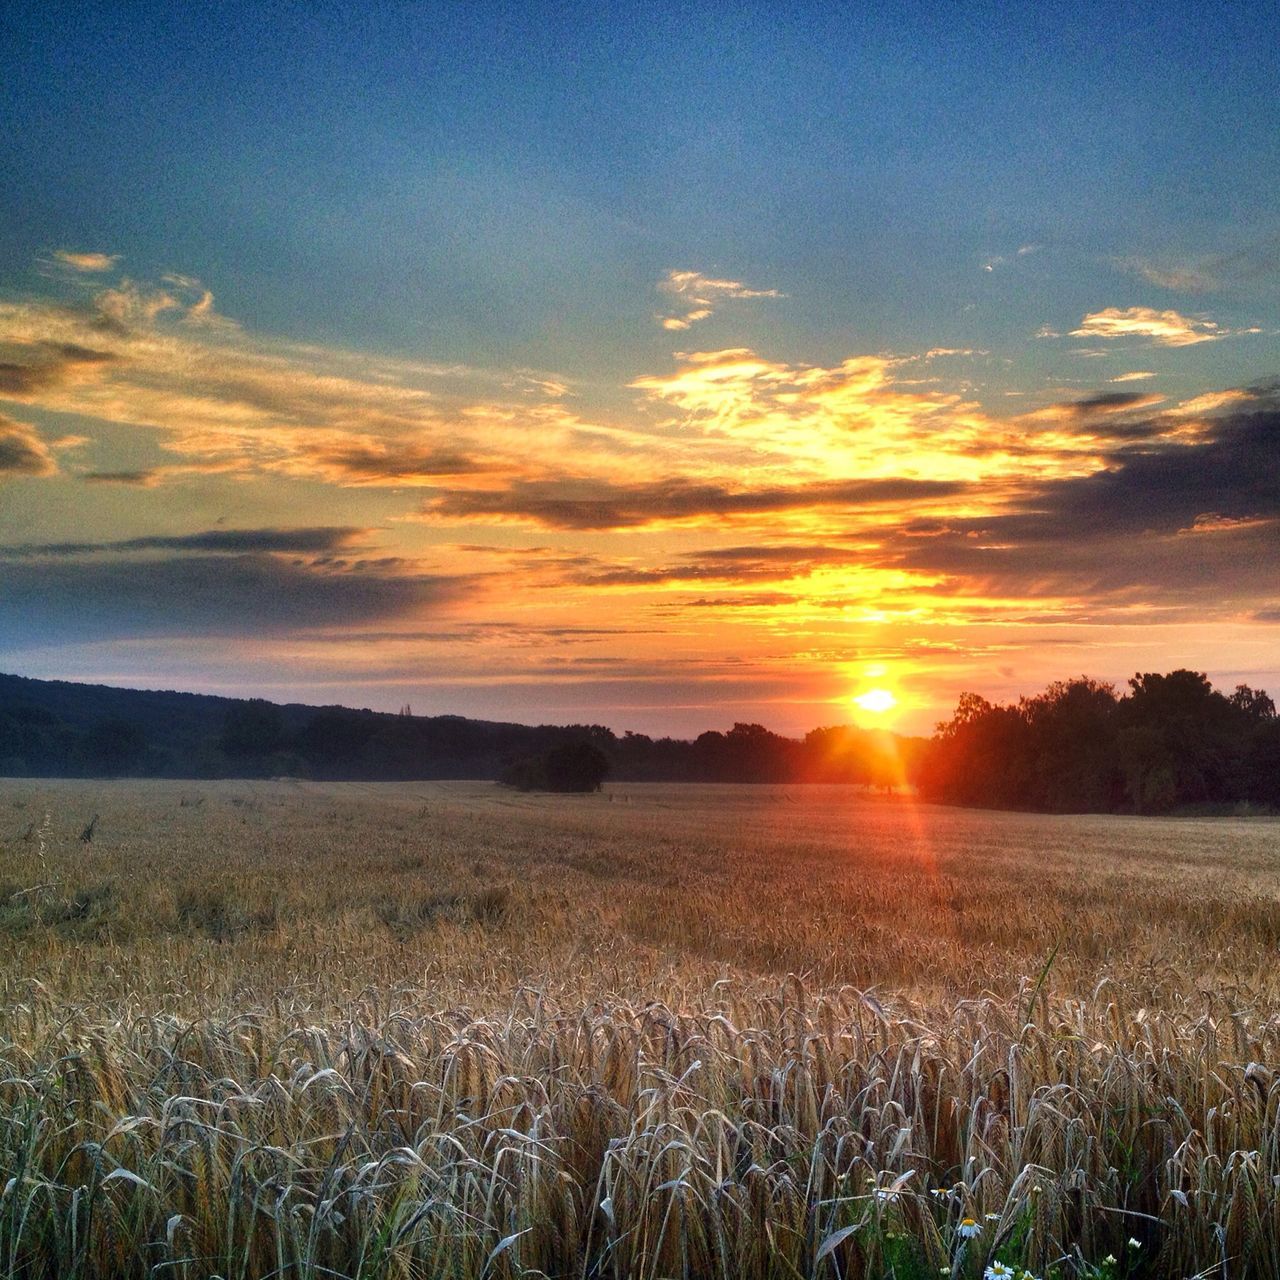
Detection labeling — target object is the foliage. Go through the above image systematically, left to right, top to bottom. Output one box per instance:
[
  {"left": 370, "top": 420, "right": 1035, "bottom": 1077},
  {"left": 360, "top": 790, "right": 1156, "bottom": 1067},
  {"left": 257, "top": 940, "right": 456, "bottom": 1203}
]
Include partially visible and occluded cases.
[
  {"left": 2, "top": 670, "right": 1278, "bottom": 813},
  {"left": 921, "top": 670, "right": 1278, "bottom": 813},
  {"left": 499, "top": 740, "right": 612, "bottom": 791}
]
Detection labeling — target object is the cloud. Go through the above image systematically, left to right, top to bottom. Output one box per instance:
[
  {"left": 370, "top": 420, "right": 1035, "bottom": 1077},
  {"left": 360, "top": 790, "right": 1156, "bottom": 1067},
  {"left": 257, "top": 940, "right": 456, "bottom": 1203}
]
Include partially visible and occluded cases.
[
  {"left": 1112, "top": 236, "right": 1280, "bottom": 294},
  {"left": 982, "top": 245, "right": 1039, "bottom": 272},
  {"left": 52, "top": 250, "right": 120, "bottom": 273},
  {"left": 1112, "top": 257, "right": 1218, "bottom": 293},
  {"left": 657, "top": 269, "right": 782, "bottom": 330},
  {"left": 0, "top": 272, "right": 590, "bottom": 491},
  {"left": 1069, "top": 307, "right": 1232, "bottom": 346},
  {"left": 0, "top": 340, "right": 119, "bottom": 397},
  {"left": 1110, "top": 371, "right": 1155, "bottom": 383},
  {"left": 887, "top": 388, "right": 1280, "bottom": 604},
  {"left": 1027, "top": 390, "right": 1166, "bottom": 423},
  {"left": 0, "top": 415, "right": 57, "bottom": 477},
  {"left": 301, "top": 442, "right": 498, "bottom": 485},
  {"left": 82, "top": 469, "right": 160, "bottom": 486},
  {"left": 421, "top": 474, "right": 969, "bottom": 530},
  {"left": 1, "top": 527, "right": 370, "bottom": 558},
  {"left": 567, "top": 543, "right": 863, "bottom": 587},
  {"left": 0, "top": 551, "right": 477, "bottom": 646}
]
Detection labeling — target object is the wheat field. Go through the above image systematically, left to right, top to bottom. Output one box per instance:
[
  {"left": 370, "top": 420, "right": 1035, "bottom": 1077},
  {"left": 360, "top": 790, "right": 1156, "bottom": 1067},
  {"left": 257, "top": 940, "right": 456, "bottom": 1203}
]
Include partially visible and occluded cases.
[{"left": 0, "top": 779, "right": 1277, "bottom": 1280}]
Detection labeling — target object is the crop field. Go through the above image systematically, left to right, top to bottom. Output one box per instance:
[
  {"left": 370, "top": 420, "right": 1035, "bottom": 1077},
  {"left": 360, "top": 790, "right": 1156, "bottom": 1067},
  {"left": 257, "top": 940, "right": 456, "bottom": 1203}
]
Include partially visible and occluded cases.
[{"left": 0, "top": 779, "right": 1278, "bottom": 1280}]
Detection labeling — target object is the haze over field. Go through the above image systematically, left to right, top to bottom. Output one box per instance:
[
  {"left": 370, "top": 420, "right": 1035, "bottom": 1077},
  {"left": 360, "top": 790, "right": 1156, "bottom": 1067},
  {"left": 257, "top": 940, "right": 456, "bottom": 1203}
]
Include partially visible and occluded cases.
[{"left": 2, "top": 2, "right": 1278, "bottom": 736}]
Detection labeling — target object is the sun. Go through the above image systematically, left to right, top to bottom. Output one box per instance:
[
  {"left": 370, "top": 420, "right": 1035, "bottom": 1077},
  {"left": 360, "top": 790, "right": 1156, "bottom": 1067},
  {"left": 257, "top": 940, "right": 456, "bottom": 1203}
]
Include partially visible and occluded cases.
[{"left": 852, "top": 688, "right": 897, "bottom": 716}]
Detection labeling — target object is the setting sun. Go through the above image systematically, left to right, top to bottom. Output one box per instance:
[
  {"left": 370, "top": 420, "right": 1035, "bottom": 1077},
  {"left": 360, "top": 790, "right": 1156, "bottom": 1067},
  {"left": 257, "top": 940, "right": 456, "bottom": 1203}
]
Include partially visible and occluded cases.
[{"left": 852, "top": 688, "right": 897, "bottom": 716}]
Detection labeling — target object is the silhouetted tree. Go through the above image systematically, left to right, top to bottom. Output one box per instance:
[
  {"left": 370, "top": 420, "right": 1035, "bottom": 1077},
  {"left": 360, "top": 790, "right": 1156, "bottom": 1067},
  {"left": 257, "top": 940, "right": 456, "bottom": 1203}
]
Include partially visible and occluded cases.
[
  {"left": 1118, "top": 670, "right": 1239, "bottom": 810},
  {"left": 1020, "top": 677, "right": 1122, "bottom": 811},
  {"left": 919, "top": 693, "right": 1032, "bottom": 807},
  {"left": 219, "top": 699, "right": 285, "bottom": 759},
  {"left": 297, "top": 709, "right": 377, "bottom": 771},
  {"left": 80, "top": 718, "right": 147, "bottom": 775},
  {"left": 500, "top": 742, "right": 611, "bottom": 792}
]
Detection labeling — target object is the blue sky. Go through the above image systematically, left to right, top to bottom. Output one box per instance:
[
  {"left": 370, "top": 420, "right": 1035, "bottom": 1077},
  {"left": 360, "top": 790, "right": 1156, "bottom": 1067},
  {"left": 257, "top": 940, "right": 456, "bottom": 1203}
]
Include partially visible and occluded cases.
[{"left": 1, "top": 1, "right": 1278, "bottom": 733}]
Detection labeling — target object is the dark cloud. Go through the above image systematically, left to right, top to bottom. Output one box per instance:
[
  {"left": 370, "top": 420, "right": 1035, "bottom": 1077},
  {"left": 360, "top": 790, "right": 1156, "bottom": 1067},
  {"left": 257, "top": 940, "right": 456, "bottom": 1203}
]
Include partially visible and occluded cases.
[
  {"left": 0, "top": 341, "right": 118, "bottom": 397},
  {"left": 1049, "top": 390, "right": 1165, "bottom": 416},
  {"left": 890, "top": 392, "right": 1280, "bottom": 601},
  {"left": 1016, "top": 402, "right": 1278, "bottom": 539},
  {"left": 0, "top": 416, "right": 56, "bottom": 477},
  {"left": 311, "top": 443, "right": 494, "bottom": 483},
  {"left": 82, "top": 470, "right": 158, "bottom": 485},
  {"left": 424, "top": 476, "right": 969, "bottom": 529},
  {"left": 1, "top": 527, "right": 371, "bottom": 558},
  {"left": 571, "top": 543, "right": 863, "bottom": 587},
  {"left": 694, "top": 543, "right": 852, "bottom": 562},
  {"left": 0, "top": 553, "right": 476, "bottom": 646},
  {"left": 681, "top": 593, "right": 803, "bottom": 609}
]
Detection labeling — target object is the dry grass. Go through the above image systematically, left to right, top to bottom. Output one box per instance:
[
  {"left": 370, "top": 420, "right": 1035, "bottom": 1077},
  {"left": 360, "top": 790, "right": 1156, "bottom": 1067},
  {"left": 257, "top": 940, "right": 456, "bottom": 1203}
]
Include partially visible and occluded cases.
[{"left": 0, "top": 779, "right": 1277, "bottom": 1279}]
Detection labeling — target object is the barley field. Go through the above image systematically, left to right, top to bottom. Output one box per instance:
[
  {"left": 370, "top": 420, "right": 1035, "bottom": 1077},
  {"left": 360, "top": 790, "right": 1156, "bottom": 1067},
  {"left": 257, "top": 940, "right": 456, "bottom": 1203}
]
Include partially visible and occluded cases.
[{"left": 0, "top": 779, "right": 1277, "bottom": 1280}]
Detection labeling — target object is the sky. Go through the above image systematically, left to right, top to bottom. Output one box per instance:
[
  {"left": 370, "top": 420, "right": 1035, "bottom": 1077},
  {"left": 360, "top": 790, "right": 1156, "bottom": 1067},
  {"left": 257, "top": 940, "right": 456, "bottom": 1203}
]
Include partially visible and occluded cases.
[{"left": 1, "top": 0, "right": 1278, "bottom": 737}]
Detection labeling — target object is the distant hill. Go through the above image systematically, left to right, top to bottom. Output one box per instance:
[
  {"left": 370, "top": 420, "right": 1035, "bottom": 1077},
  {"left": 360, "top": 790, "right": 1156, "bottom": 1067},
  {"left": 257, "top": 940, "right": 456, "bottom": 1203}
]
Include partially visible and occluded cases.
[{"left": 0, "top": 671, "right": 917, "bottom": 785}]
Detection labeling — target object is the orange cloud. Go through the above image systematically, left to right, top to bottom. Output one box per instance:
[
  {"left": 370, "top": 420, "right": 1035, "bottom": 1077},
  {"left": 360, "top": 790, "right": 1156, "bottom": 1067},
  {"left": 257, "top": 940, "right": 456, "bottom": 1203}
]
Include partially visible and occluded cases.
[
  {"left": 52, "top": 250, "right": 120, "bottom": 273},
  {"left": 657, "top": 269, "right": 782, "bottom": 330},
  {"left": 1069, "top": 306, "right": 1230, "bottom": 346},
  {"left": 0, "top": 415, "right": 56, "bottom": 477}
]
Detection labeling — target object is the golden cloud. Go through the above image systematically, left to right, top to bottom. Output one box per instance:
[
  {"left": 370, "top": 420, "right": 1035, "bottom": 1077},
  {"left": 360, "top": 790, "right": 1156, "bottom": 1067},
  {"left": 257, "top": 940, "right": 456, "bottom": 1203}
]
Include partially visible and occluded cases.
[
  {"left": 52, "top": 250, "right": 121, "bottom": 273},
  {"left": 657, "top": 269, "right": 782, "bottom": 330},
  {"left": 1069, "top": 306, "right": 1226, "bottom": 346},
  {"left": 0, "top": 414, "right": 57, "bottom": 477}
]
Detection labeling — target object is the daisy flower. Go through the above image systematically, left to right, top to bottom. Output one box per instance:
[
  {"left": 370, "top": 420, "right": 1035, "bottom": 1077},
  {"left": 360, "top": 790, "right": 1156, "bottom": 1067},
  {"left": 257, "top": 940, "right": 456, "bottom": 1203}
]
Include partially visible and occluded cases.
[
  {"left": 958, "top": 1218, "right": 982, "bottom": 1239},
  {"left": 985, "top": 1263, "right": 1015, "bottom": 1280}
]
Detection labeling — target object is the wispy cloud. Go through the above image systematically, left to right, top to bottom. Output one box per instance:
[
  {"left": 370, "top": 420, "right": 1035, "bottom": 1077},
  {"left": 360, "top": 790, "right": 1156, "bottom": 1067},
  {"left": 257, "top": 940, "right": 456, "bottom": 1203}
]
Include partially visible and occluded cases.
[
  {"left": 1112, "top": 235, "right": 1280, "bottom": 294},
  {"left": 982, "top": 244, "right": 1040, "bottom": 272},
  {"left": 52, "top": 250, "right": 121, "bottom": 273},
  {"left": 1113, "top": 257, "right": 1218, "bottom": 293},
  {"left": 657, "top": 269, "right": 782, "bottom": 331},
  {"left": 0, "top": 271, "right": 589, "bottom": 490},
  {"left": 1069, "top": 306, "right": 1238, "bottom": 346},
  {"left": 1110, "top": 370, "right": 1156, "bottom": 383},
  {"left": 0, "top": 415, "right": 56, "bottom": 477},
  {"left": 421, "top": 474, "right": 969, "bottom": 530},
  {"left": 1, "top": 527, "right": 371, "bottom": 557},
  {"left": 0, "top": 554, "right": 478, "bottom": 645}
]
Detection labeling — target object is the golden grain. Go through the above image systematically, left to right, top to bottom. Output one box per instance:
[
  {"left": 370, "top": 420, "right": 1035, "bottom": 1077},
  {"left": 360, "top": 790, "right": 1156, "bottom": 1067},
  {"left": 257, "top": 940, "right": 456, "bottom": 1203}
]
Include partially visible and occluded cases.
[{"left": 0, "top": 779, "right": 1277, "bottom": 1278}]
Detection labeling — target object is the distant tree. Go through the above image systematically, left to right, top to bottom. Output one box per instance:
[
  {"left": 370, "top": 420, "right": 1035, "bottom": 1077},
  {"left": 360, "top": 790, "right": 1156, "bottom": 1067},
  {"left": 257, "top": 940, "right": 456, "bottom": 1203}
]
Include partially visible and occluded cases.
[
  {"left": 1118, "top": 670, "right": 1240, "bottom": 810},
  {"left": 1019, "top": 677, "right": 1121, "bottom": 811},
  {"left": 1228, "top": 684, "right": 1277, "bottom": 723},
  {"left": 918, "top": 694, "right": 1031, "bottom": 807},
  {"left": 219, "top": 699, "right": 285, "bottom": 759},
  {"left": 297, "top": 709, "right": 377, "bottom": 770},
  {"left": 1244, "top": 717, "right": 1280, "bottom": 806},
  {"left": 80, "top": 718, "right": 147, "bottom": 775},
  {"left": 500, "top": 742, "right": 611, "bottom": 792}
]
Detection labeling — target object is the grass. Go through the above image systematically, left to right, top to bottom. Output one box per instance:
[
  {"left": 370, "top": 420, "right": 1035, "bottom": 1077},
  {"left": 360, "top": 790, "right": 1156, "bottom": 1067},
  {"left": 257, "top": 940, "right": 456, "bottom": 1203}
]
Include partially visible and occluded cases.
[{"left": 0, "top": 779, "right": 1277, "bottom": 1279}]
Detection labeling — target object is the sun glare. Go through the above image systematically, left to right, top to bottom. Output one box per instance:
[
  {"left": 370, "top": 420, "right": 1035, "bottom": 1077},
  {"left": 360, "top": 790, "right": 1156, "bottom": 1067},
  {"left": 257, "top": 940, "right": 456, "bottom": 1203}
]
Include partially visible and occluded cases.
[{"left": 852, "top": 688, "right": 897, "bottom": 716}]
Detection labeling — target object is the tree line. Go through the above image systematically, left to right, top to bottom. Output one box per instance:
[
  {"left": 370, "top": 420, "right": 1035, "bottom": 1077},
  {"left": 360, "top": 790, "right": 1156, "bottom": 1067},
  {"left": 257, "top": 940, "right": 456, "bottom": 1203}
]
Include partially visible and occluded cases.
[
  {"left": 1, "top": 669, "right": 1277, "bottom": 813},
  {"left": 917, "top": 671, "right": 1279, "bottom": 813}
]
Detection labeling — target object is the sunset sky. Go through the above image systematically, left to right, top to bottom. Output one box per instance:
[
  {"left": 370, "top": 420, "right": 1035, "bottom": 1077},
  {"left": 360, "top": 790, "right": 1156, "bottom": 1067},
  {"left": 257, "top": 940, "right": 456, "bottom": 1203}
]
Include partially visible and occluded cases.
[{"left": 2, "top": 2, "right": 1278, "bottom": 736}]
